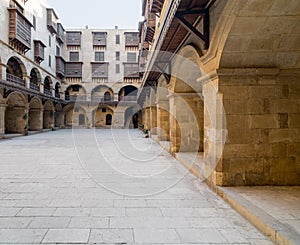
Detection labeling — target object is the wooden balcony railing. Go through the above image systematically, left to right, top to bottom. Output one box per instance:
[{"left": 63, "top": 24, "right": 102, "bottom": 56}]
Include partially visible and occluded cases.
[
  {"left": 8, "top": 8, "right": 32, "bottom": 53},
  {"left": 47, "top": 9, "right": 58, "bottom": 34},
  {"left": 56, "top": 23, "right": 65, "bottom": 44},
  {"left": 125, "top": 33, "right": 139, "bottom": 47},
  {"left": 34, "top": 40, "right": 45, "bottom": 63},
  {"left": 56, "top": 56, "right": 65, "bottom": 78},
  {"left": 65, "top": 62, "right": 82, "bottom": 78},
  {"left": 124, "top": 63, "right": 140, "bottom": 78},
  {"left": 6, "top": 73, "right": 25, "bottom": 86},
  {"left": 30, "top": 83, "right": 39, "bottom": 91},
  {"left": 44, "top": 89, "right": 52, "bottom": 96},
  {"left": 55, "top": 92, "right": 60, "bottom": 98},
  {"left": 65, "top": 95, "right": 86, "bottom": 101},
  {"left": 91, "top": 96, "right": 112, "bottom": 102},
  {"left": 119, "top": 96, "right": 137, "bottom": 102}
]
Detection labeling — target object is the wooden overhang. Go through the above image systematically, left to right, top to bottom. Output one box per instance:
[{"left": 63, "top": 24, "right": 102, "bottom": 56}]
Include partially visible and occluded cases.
[{"left": 143, "top": 0, "right": 214, "bottom": 84}]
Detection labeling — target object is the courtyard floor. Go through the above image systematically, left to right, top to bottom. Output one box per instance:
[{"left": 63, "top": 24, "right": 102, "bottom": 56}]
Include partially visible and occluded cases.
[{"left": 0, "top": 129, "right": 274, "bottom": 244}]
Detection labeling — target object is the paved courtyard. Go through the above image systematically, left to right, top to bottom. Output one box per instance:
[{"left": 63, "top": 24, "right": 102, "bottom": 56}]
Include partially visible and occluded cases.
[{"left": 0, "top": 129, "right": 273, "bottom": 244}]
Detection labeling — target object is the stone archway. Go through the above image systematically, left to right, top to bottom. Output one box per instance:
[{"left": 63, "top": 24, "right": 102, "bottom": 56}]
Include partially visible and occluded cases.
[
  {"left": 169, "top": 45, "right": 204, "bottom": 153},
  {"left": 6, "top": 57, "right": 27, "bottom": 87},
  {"left": 29, "top": 68, "right": 41, "bottom": 91},
  {"left": 156, "top": 76, "right": 170, "bottom": 141},
  {"left": 44, "top": 77, "right": 52, "bottom": 96},
  {"left": 55, "top": 83, "right": 61, "bottom": 98},
  {"left": 91, "top": 85, "right": 113, "bottom": 102},
  {"left": 118, "top": 85, "right": 138, "bottom": 101},
  {"left": 5, "top": 92, "right": 27, "bottom": 134},
  {"left": 29, "top": 97, "right": 43, "bottom": 131},
  {"left": 43, "top": 100, "right": 54, "bottom": 129},
  {"left": 124, "top": 105, "right": 142, "bottom": 129},
  {"left": 94, "top": 106, "right": 114, "bottom": 128}
]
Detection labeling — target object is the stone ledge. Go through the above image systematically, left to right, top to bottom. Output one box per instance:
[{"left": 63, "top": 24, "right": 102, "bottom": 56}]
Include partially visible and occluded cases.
[{"left": 214, "top": 186, "right": 299, "bottom": 245}]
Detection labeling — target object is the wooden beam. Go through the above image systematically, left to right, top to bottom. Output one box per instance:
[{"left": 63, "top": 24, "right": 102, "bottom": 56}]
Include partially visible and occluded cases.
[{"left": 175, "top": 8, "right": 209, "bottom": 49}]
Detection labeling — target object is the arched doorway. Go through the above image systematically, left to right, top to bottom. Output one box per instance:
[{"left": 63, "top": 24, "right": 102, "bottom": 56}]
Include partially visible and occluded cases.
[
  {"left": 6, "top": 57, "right": 26, "bottom": 87},
  {"left": 29, "top": 68, "right": 41, "bottom": 91},
  {"left": 44, "top": 77, "right": 52, "bottom": 96},
  {"left": 55, "top": 83, "right": 61, "bottom": 98},
  {"left": 65, "top": 85, "right": 86, "bottom": 101},
  {"left": 91, "top": 85, "right": 113, "bottom": 102},
  {"left": 118, "top": 85, "right": 137, "bottom": 101},
  {"left": 104, "top": 91, "right": 111, "bottom": 101},
  {"left": 5, "top": 92, "right": 27, "bottom": 134},
  {"left": 29, "top": 97, "right": 43, "bottom": 131},
  {"left": 94, "top": 106, "right": 114, "bottom": 128},
  {"left": 124, "top": 106, "right": 141, "bottom": 129},
  {"left": 132, "top": 113, "right": 139, "bottom": 128},
  {"left": 79, "top": 114, "right": 85, "bottom": 126},
  {"left": 106, "top": 114, "right": 112, "bottom": 126}
]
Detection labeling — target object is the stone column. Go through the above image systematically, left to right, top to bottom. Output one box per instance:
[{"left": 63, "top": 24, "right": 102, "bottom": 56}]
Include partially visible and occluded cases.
[
  {"left": 25, "top": 75, "right": 30, "bottom": 89},
  {"left": 168, "top": 94, "right": 181, "bottom": 153},
  {"left": 157, "top": 100, "right": 170, "bottom": 141},
  {"left": 0, "top": 104, "right": 7, "bottom": 135},
  {"left": 150, "top": 106, "right": 157, "bottom": 134},
  {"left": 29, "top": 108, "right": 43, "bottom": 131},
  {"left": 43, "top": 110, "right": 55, "bottom": 129},
  {"left": 55, "top": 111, "right": 65, "bottom": 128}
]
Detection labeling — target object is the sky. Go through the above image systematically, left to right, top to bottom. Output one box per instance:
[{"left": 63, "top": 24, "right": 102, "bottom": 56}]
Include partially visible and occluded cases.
[{"left": 46, "top": 0, "right": 143, "bottom": 29}]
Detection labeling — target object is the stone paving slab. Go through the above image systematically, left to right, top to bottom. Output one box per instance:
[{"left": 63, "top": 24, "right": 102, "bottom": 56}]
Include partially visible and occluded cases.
[
  {"left": 0, "top": 129, "right": 274, "bottom": 244},
  {"left": 217, "top": 186, "right": 300, "bottom": 245}
]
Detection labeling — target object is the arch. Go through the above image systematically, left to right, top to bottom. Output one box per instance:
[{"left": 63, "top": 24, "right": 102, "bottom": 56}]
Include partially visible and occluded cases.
[
  {"left": 201, "top": 1, "right": 300, "bottom": 70},
  {"left": 169, "top": 44, "right": 202, "bottom": 94},
  {"left": 168, "top": 45, "right": 204, "bottom": 153},
  {"left": 6, "top": 56, "right": 27, "bottom": 87},
  {"left": 29, "top": 68, "right": 41, "bottom": 91},
  {"left": 44, "top": 76, "right": 52, "bottom": 96},
  {"left": 55, "top": 82, "right": 61, "bottom": 98},
  {"left": 65, "top": 84, "right": 86, "bottom": 101},
  {"left": 91, "top": 85, "right": 114, "bottom": 102},
  {"left": 118, "top": 85, "right": 138, "bottom": 101},
  {"left": 5, "top": 92, "right": 27, "bottom": 134},
  {"left": 29, "top": 97, "right": 43, "bottom": 131},
  {"left": 29, "top": 97, "right": 42, "bottom": 109},
  {"left": 124, "top": 105, "right": 142, "bottom": 129},
  {"left": 94, "top": 106, "right": 114, "bottom": 128},
  {"left": 78, "top": 114, "right": 85, "bottom": 126},
  {"left": 106, "top": 114, "right": 112, "bottom": 126}
]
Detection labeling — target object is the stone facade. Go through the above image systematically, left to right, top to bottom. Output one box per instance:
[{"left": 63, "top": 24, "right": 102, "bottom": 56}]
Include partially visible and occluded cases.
[
  {"left": 0, "top": 0, "right": 142, "bottom": 135},
  {"left": 139, "top": 0, "right": 300, "bottom": 186}
]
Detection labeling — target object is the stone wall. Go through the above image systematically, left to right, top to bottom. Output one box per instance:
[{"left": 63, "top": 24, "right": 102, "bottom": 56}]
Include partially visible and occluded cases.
[{"left": 218, "top": 69, "right": 300, "bottom": 186}]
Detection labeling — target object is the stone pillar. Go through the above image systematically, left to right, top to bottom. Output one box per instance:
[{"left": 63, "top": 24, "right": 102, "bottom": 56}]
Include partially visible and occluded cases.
[
  {"left": 25, "top": 75, "right": 30, "bottom": 89},
  {"left": 114, "top": 93, "right": 119, "bottom": 102},
  {"left": 169, "top": 93, "right": 203, "bottom": 153},
  {"left": 168, "top": 94, "right": 181, "bottom": 153},
  {"left": 157, "top": 100, "right": 170, "bottom": 141},
  {"left": 0, "top": 104, "right": 7, "bottom": 135},
  {"left": 113, "top": 104, "right": 126, "bottom": 129},
  {"left": 150, "top": 106, "right": 157, "bottom": 134},
  {"left": 144, "top": 107, "right": 151, "bottom": 129},
  {"left": 29, "top": 108, "right": 43, "bottom": 131},
  {"left": 43, "top": 110, "right": 54, "bottom": 129},
  {"left": 86, "top": 110, "right": 93, "bottom": 128},
  {"left": 55, "top": 111, "right": 65, "bottom": 128}
]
